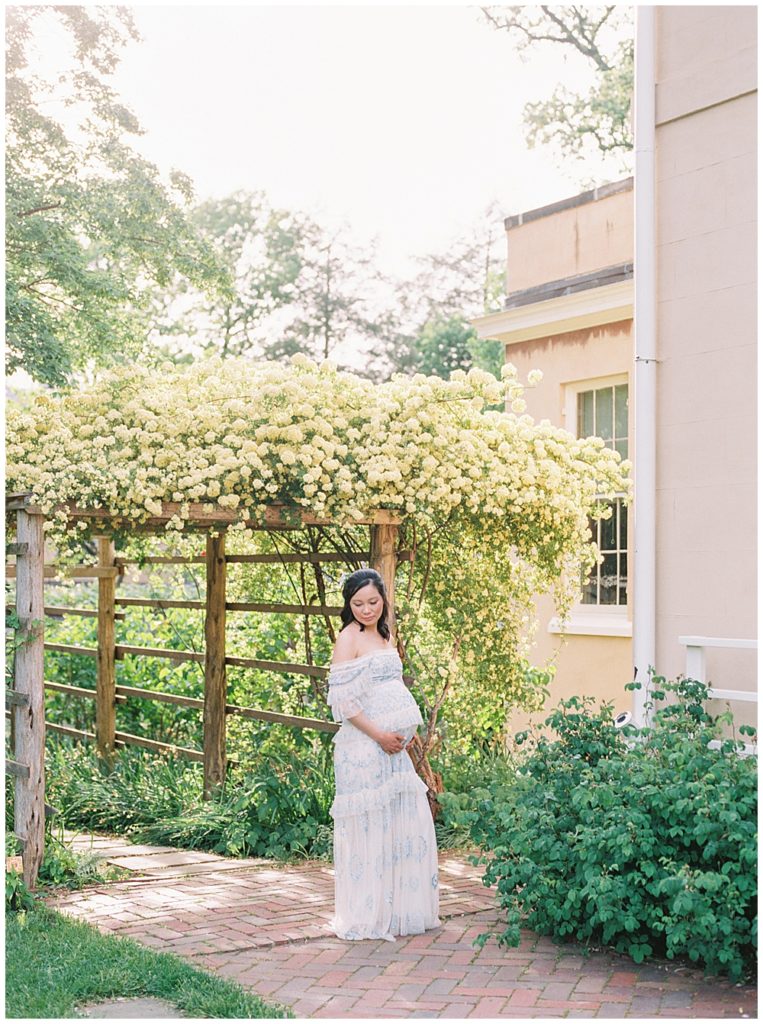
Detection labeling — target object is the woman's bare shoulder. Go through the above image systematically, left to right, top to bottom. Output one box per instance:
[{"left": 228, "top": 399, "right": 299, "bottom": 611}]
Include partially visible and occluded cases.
[{"left": 331, "top": 624, "right": 361, "bottom": 665}]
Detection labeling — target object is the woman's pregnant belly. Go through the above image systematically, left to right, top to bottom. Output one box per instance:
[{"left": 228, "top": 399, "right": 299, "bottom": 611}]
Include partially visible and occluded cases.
[{"left": 364, "top": 679, "right": 423, "bottom": 735}]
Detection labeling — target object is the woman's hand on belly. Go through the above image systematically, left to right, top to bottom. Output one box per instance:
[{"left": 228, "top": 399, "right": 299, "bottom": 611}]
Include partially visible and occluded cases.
[
  {"left": 343, "top": 710, "right": 409, "bottom": 755},
  {"left": 376, "top": 730, "right": 408, "bottom": 755}
]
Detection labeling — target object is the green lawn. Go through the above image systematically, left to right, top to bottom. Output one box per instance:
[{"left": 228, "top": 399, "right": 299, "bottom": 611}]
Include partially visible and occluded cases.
[{"left": 6, "top": 904, "right": 292, "bottom": 1019}]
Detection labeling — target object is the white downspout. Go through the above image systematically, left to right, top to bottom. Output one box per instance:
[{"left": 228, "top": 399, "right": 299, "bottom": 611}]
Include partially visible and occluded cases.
[{"left": 632, "top": 6, "right": 657, "bottom": 726}]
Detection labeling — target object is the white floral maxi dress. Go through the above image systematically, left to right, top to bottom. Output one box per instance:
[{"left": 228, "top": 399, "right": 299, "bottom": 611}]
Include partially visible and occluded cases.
[{"left": 327, "top": 649, "right": 441, "bottom": 941}]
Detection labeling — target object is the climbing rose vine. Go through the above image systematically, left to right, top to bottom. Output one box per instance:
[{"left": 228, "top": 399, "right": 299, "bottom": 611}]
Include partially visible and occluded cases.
[{"left": 7, "top": 354, "right": 631, "bottom": 730}]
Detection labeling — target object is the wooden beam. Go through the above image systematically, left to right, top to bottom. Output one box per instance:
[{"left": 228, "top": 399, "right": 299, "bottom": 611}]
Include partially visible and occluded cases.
[
  {"left": 5, "top": 494, "right": 42, "bottom": 513},
  {"left": 23, "top": 500, "right": 403, "bottom": 530},
  {"left": 13, "top": 508, "right": 46, "bottom": 890},
  {"left": 370, "top": 522, "right": 399, "bottom": 643},
  {"left": 203, "top": 532, "right": 227, "bottom": 799},
  {"left": 95, "top": 537, "right": 117, "bottom": 763},
  {"left": 225, "top": 551, "right": 371, "bottom": 564},
  {"left": 115, "top": 556, "right": 205, "bottom": 566},
  {"left": 6, "top": 565, "right": 57, "bottom": 579},
  {"left": 6, "top": 565, "right": 121, "bottom": 580},
  {"left": 69, "top": 566, "right": 122, "bottom": 579},
  {"left": 115, "top": 598, "right": 204, "bottom": 610},
  {"left": 225, "top": 602, "right": 343, "bottom": 615},
  {"left": 7, "top": 603, "right": 125, "bottom": 621},
  {"left": 45, "top": 643, "right": 97, "bottom": 657},
  {"left": 115, "top": 645, "right": 204, "bottom": 664},
  {"left": 224, "top": 655, "right": 326, "bottom": 677},
  {"left": 45, "top": 680, "right": 127, "bottom": 704},
  {"left": 113, "top": 683, "right": 336, "bottom": 733},
  {"left": 115, "top": 684, "right": 203, "bottom": 709},
  {"left": 5, "top": 690, "right": 30, "bottom": 707},
  {"left": 224, "top": 702, "right": 339, "bottom": 733},
  {"left": 44, "top": 721, "right": 214, "bottom": 763},
  {"left": 46, "top": 722, "right": 95, "bottom": 743},
  {"left": 114, "top": 730, "right": 206, "bottom": 763},
  {"left": 6, "top": 759, "right": 30, "bottom": 779}
]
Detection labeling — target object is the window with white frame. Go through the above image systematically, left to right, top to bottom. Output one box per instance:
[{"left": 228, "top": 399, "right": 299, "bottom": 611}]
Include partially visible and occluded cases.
[{"left": 571, "top": 378, "right": 629, "bottom": 609}]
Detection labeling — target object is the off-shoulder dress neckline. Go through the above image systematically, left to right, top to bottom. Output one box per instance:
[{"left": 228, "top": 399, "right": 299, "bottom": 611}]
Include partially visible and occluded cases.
[{"left": 330, "top": 648, "right": 399, "bottom": 668}]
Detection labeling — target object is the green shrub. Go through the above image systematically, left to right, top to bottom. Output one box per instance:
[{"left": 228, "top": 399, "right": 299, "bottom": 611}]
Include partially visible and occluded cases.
[
  {"left": 447, "top": 672, "right": 757, "bottom": 981},
  {"left": 45, "top": 735, "right": 334, "bottom": 861},
  {"left": 134, "top": 747, "right": 335, "bottom": 860},
  {"left": 37, "top": 826, "right": 129, "bottom": 890},
  {"left": 5, "top": 870, "right": 36, "bottom": 914}
]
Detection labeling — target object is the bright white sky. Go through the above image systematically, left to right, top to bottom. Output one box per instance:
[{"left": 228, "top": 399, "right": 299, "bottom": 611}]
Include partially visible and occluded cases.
[
  {"left": 12, "top": 3, "right": 631, "bottom": 382},
  {"left": 108, "top": 4, "right": 628, "bottom": 274}
]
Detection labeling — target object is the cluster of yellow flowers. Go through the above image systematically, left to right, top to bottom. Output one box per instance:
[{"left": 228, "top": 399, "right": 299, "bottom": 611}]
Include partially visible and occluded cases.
[{"left": 7, "top": 353, "right": 630, "bottom": 551}]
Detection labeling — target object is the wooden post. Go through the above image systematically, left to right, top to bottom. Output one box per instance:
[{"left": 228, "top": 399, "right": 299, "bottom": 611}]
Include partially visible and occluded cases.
[
  {"left": 14, "top": 509, "right": 45, "bottom": 889},
  {"left": 370, "top": 522, "right": 399, "bottom": 642},
  {"left": 203, "top": 531, "right": 227, "bottom": 798},
  {"left": 95, "top": 536, "right": 117, "bottom": 763}
]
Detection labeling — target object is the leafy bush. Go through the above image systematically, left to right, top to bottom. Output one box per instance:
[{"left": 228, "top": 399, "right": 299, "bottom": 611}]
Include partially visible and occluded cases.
[
  {"left": 446, "top": 672, "right": 757, "bottom": 981},
  {"left": 45, "top": 736, "right": 334, "bottom": 861},
  {"left": 134, "top": 748, "right": 335, "bottom": 860},
  {"left": 37, "top": 826, "right": 129, "bottom": 890},
  {"left": 6, "top": 869, "right": 36, "bottom": 913}
]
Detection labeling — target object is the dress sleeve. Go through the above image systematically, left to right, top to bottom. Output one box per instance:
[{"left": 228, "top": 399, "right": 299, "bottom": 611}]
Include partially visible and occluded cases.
[{"left": 326, "top": 660, "right": 370, "bottom": 722}]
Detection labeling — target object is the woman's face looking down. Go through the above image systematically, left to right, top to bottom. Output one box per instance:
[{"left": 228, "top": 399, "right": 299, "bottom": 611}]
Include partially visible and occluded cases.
[{"left": 350, "top": 583, "right": 382, "bottom": 626}]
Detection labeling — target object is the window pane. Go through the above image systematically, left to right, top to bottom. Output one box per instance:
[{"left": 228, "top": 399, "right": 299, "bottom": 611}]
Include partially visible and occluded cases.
[
  {"left": 615, "top": 384, "right": 628, "bottom": 439},
  {"left": 595, "top": 387, "right": 613, "bottom": 442},
  {"left": 578, "top": 390, "right": 594, "bottom": 437},
  {"left": 615, "top": 437, "right": 628, "bottom": 460},
  {"left": 619, "top": 500, "right": 627, "bottom": 550},
  {"left": 600, "top": 503, "right": 617, "bottom": 550},
  {"left": 618, "top": 552, "right": 628, "bottom": 605},
  {"left": 600, "top": 553, "right": 618, "bottom": 604},
  {"left": 581, "top": 569, "right": 598, "bottom": 604}
]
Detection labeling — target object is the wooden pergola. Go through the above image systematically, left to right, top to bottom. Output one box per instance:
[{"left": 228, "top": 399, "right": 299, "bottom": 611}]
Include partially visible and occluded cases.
[{"left": 6, "top": 492, "right": 406, "bottom": 888}]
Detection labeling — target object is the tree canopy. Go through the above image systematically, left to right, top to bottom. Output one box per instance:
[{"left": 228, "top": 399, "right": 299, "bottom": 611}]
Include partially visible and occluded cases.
[
  {"left": 481, "top": 5, "right": 634, "bottom": 175},
  {"left": 5, "top": 6, "right": 225, "bottom": 386}
]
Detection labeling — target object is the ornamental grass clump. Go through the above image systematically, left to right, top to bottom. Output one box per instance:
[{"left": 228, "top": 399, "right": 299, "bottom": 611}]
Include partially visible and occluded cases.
[{"left": 449, "top": 673, "right": 757, "bottom": 981}]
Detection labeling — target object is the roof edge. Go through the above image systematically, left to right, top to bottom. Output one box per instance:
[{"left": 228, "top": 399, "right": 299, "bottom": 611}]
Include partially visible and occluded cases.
[
  {"left": 504, "top": 176, "right": 634, "bottom": 230},
  {"left": 505, "top": 262, "right": 634, "bottom": 309}
]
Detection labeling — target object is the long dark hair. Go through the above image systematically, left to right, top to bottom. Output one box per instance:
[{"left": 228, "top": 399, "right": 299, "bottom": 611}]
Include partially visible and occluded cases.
[{"left": 338, "top": 568, "right": 391, "bottom": 642}]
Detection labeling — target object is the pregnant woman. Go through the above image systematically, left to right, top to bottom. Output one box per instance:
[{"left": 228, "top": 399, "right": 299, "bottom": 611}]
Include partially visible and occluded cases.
[{"left": 327, "top": 568, "right": 440, "bottom": 942}]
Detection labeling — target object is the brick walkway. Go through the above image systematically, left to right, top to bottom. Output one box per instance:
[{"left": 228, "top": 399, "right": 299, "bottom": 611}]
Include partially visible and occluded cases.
[{"left": 46, "top": 832, "right": 757, "bottom": 1019}]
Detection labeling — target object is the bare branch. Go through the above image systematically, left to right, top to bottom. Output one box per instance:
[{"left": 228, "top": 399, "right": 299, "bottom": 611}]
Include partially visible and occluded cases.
[{"left": 16, "top": 203, "right": 63, "bottom": 218}]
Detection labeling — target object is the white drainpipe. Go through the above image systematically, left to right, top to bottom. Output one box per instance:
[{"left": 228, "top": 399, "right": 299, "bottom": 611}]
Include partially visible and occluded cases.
[{"left": 632, "top": 6, "right": 657, "bottom": 726}]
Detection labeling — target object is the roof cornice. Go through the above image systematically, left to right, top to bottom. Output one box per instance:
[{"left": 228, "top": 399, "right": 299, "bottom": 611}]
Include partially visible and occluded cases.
[{"left": 471, "top": 278, "right": 633, "bottom": 346}]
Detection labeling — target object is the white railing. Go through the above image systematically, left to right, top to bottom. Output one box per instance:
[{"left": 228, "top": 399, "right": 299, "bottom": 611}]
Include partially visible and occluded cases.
[{"left": 678, "top": 635, "right": 757, "bottom": 757}]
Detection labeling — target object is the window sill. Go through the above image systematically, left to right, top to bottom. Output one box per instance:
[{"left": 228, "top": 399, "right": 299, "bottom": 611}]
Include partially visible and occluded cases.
[{"left": 548, "top": 615, "right": 632, "bottom": 638}]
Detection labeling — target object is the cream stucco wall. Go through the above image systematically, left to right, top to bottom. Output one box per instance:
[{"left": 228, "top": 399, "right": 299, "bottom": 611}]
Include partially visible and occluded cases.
[
  {"left": 654, "top": 6, "right": 757, "bottom": 726},
  {"left": 477, "top": 180, "right": 636, "bottom": 733},
  {"left": 506, "top": 181, "right": 633, "bottom": 293},
  {"left": 502, "top": 322, "right": 635, "bottom": 736}
]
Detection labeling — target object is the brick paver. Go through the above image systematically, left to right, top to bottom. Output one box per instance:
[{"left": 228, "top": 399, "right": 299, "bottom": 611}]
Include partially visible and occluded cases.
[{"left": 46, "top": 831, "right": 757, "bottom": 1018}]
